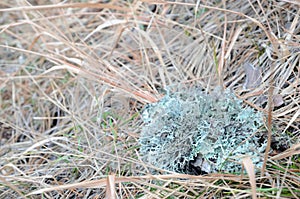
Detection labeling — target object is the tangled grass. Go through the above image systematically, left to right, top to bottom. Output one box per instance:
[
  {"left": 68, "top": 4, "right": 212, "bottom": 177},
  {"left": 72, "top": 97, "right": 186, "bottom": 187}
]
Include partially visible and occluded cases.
[{"left": 0, "top": 0, "right": 299, "bottom": 198}]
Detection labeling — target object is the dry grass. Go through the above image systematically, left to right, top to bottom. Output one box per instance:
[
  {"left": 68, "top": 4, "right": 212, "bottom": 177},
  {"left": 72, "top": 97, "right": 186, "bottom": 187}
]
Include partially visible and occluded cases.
[{"left": 0, "top": 0, "right": 299, "bottom": 198}]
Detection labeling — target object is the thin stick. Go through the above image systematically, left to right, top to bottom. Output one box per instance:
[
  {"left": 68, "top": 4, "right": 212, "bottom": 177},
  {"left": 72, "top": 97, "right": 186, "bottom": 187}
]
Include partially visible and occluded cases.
[{"left": 261, "top": 62, "right": 274, "bottom": 176}]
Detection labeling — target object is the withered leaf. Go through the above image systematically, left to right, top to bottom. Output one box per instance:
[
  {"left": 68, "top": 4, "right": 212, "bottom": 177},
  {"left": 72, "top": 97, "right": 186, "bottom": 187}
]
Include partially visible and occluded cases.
[
  {"left": 243, "top": 63, "right": 262, "bottom": 89},
  {"left": 273, "top": 94, "right": 284, "bottom": 107}
]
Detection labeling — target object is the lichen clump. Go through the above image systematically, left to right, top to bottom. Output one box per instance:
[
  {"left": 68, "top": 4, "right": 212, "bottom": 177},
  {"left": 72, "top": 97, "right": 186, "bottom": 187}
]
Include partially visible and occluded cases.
[{"left": 139, "top": 87, "right": 266, "bottom": 174}]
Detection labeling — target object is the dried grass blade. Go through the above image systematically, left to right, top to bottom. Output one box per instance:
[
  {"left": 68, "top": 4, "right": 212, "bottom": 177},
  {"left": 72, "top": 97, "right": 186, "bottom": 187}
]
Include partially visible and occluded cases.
[
  {"left": 0, "top": 3, "right": 130, "bottom": 12},
  {"left": 84, "top": 19, "right": 127, "bottom": 41},
  {"left": 225, "top": 24, "right": 247, "bottom": 59},
  {"left": 283, "top": 109, "right": 300, "bottom": 133},
  {"left": 271, "top": 143, "right": 300, "bottom": 160},
  {"left": 242, "top": 157, "right": 257, "bottom": 199},
  {"left": 27, "top": 174, "right": 241, "bottom": 196},
  {"left": 106, "top": 174, "right": 116, "bottom": 199},
  {"left": 0, "top": 176, "right": 26, "bottom": 199}
]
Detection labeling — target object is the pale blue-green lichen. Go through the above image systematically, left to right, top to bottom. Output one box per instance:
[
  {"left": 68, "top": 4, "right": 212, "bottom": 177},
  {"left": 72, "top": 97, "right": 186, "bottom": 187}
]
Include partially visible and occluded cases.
[{"left": 139, "top": 86, "right": 266, "bottom": 174}]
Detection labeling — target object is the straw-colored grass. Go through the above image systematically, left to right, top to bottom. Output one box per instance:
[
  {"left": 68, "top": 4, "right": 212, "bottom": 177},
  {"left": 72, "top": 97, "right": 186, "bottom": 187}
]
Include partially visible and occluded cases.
[{"left": 0, "top": 0, "right": 299, "bottom": 198}]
